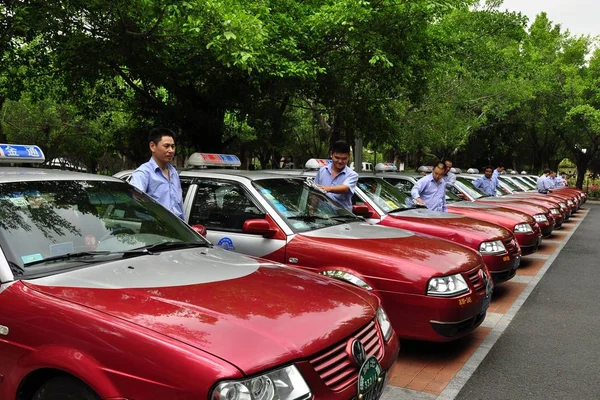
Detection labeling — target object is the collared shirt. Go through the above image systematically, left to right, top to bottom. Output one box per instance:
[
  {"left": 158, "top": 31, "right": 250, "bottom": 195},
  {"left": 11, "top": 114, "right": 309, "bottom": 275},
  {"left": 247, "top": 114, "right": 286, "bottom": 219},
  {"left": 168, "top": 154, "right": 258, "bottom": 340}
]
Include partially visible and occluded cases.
[
  {"left": 130, "top": 157, "right": 185, "bottom": 219},
  {"left": 314, "top": 164, "right": 359, "bottom": 211},
  {"left": 492, "top": 169, "right": 500, "bottom": 186},
  {"left": 443, "top": 171, "right": 456, "bottom": 185},
  {"left": 411, "top": 174, "right": 447, "bottom": 212},
  {"left": 473, "top": 175, "right": 496, "bottom": 196},
  {"left": 536, "top": 175, "right": 552, "bottom": 194},
  {"left": 549, "top": 176, "right": 557, "bottom": 188},
  {"left": 556, "top": 176, "right": 568, "bottom": 187}
]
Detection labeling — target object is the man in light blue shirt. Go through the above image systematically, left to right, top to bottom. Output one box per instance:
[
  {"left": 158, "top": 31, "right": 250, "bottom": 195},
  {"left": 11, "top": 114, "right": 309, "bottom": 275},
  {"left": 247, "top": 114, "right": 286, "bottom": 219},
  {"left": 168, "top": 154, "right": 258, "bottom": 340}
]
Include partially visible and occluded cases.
[
  {"left": 130, "top": 128, "right": 185, "bottom": 219},
  {"left": 314, "top": 140, "right": 359, "bottom": 211},
  {"left": 442, "top": 159, "right": 456, "bottom": 184},
  {"left": 411, "top": 161, "right": 447, "bottom": 212},
  {"left": 491, "top": 163, "right": 504, "bottom": 189},
  {"left": 473, "top": 166, "right": 497, "bottom": 196},
  {"left": 536, "top": 169, "right": 553, "bottom": 194},
  {"left": 556, "top": 172, "right": 568, "bottom": 187}
]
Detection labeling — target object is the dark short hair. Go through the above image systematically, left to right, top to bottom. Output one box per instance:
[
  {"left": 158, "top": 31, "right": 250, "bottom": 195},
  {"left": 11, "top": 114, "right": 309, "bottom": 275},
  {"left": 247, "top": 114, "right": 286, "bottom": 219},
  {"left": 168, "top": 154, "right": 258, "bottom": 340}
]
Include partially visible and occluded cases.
[
  {"left": 149, "top": 128, "right": 176, "bottom": 145},
  {"left": 331, "top": 140, "right": 351, "bottom": 154},
  {"left": 443, "top": 158, "right": 453, "bottom": 165},
  {"left": 434, "top": 161, "right": 445, "bottom": 170},
  {"left": 497, "top": 163, "right": 504, "bottom": 168},
  {"left": 484, "top": 166, "right": 493, "bottom": 172},
  {"left": 543, "top": 168, "right": 551, "bottom": 174},
  {"left": 560, "top": 171, "right": 566, "bottom": 175}
]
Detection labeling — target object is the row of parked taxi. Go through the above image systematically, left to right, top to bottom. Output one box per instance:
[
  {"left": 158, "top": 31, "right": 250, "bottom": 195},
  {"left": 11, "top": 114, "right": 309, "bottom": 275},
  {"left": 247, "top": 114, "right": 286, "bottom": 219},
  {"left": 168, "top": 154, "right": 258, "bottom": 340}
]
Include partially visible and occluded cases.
[{"left": 0, "top": 144, "right": 585, "bottom": 400}]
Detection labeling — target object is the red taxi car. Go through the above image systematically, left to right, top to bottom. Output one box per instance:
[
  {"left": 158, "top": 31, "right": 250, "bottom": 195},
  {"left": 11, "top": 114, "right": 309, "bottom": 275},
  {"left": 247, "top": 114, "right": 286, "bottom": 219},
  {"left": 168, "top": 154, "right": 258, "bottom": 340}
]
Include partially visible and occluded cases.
[
  {"left": 0, "top": 146, "right": 398, "bottom": 400},
  {"left": 117, "top": 154, "right": 494, "bottom": 342},
  {"left": 273, "top": 161, "right": 521, "bottom": 284},
  {"left": 377, "top": 171, "right": 543, "bottom": 255},
  {"left": 448, "top": 175, "right": 556, "bottom": 238},
  {"left": 497, "top": 175, "right": 577, "bottom": 217}
]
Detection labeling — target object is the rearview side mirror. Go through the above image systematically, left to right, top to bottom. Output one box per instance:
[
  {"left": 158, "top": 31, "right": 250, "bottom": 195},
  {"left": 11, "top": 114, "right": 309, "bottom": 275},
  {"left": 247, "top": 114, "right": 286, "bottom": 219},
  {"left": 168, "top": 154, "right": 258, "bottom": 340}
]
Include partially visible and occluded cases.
[
  {"left": 352, "top": 204, "right": 373, "bottom": 218},
  {"left": 242, "top": 219, "right": 277, "bottom": 238},
  {"left": 191, "top": 224, "right": 207, "bottom": 237}
]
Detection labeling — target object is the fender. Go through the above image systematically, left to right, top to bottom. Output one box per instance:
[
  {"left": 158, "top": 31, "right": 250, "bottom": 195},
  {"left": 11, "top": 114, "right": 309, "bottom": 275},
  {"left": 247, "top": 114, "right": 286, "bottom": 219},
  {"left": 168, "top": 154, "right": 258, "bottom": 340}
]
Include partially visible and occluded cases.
[{"left": 9, "top": 345, "right": 120, "bottom": 399}]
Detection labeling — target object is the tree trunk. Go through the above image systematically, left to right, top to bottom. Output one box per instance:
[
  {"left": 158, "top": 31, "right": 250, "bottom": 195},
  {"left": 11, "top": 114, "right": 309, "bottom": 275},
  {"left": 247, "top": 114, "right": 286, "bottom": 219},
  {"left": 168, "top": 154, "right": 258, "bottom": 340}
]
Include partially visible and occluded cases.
[{"left": 575, "top": 158, "right": 588, "bottom": 190}]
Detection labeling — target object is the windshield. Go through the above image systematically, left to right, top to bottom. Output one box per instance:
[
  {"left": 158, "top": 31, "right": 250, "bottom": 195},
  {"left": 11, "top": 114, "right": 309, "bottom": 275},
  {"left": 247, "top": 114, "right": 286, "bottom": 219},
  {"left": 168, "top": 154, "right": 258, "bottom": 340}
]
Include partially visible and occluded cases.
[
  {"left": 357, "top": 177, "right": 413, "bottom": 213},
  {"left": 454, "top": 177, "right": 487, "bottom": 199},
  {"left": 499, "top": 177, "right": 524, "bottom": 192},
  {"left": 513, "top": 177, "right": 536, "bottom": 190},
  {"left": 252, "top": 178, "right": 361, "bottom": 233},
  {"left": 0, "top": 180, "right": 206, "bottom": 277},
  {"left": 445, "top": 187, "right": 464, "bottom": 203}
]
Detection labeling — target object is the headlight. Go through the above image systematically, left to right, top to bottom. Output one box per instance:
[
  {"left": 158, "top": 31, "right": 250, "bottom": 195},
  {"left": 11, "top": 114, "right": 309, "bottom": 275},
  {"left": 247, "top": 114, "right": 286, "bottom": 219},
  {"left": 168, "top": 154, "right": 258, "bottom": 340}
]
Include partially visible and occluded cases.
[
  {"left": 567, "top": 200, "right": 574, "bottom": 206},
  {"left": 559, "top": 202, "right": 567, "bottom": 209},
  {"left": 550, "top": 208, "right": 560, "bottom": 215},
  {"left": 533, "top": 214, "right": 548, "bottom": 223},
  {"left": 514, "top": 223, "right": 533, "bottom": 233},
  {"left": 479, "top": 240, "right": 506, "bottom": 255},
  {"left": 321, "top": 270, "right": 373, "bottom": 290},
  {"left": 427, "top": 273, "right": 469, "bottom": 297},
  {"left": 377, "top": 307, "right": 393, "bottom": 341},
  {"left": 212, "top": 366, "right": 311, "bottom": 400}
]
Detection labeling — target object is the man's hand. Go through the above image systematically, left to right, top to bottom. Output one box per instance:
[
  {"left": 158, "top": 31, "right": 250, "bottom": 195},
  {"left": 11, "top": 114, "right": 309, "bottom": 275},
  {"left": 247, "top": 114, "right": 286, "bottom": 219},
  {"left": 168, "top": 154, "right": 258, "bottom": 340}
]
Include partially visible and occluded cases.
[
  {"left": 315, "top": 184, "right": 328, "bottom": 193},
  {"left": 415, "top": 197, "right": 426, "bottom": 206}
]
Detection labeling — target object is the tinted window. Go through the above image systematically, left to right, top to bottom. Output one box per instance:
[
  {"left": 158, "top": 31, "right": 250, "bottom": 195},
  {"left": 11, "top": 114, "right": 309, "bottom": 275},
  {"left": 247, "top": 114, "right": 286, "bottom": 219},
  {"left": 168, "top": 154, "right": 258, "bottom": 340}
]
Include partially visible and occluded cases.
[{"left": 189, "top": 180, "right": 265, "bottom": 231}]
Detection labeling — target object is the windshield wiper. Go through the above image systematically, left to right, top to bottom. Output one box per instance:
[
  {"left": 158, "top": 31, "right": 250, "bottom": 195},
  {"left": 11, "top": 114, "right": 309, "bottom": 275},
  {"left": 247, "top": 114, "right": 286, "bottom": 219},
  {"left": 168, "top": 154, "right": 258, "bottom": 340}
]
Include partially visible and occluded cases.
[
  {"left": 387, "top": 207, "right": 415, "bottom": 213},
  {"left": 288, "top": 215, "right": 327, "bottom": 221},
  {"left": 330, "top": 215, "right": 361, "bottom": 222},
  {"left": 123, "top": 241, "right": 211, "bottom": 256},
  {"left": 24, "top": 251, "right": 114, "bottom": 267}
]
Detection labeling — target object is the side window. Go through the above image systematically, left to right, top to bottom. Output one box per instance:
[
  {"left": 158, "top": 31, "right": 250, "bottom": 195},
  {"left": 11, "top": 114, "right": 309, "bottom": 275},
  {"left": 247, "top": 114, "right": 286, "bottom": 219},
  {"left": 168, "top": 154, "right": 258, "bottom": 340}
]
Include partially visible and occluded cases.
[
  {"left": 395, "top": 179, "right": 413, "bottom": 194},
  {"left": 189, "top": 180, "right": 265, "bottom": 231}
]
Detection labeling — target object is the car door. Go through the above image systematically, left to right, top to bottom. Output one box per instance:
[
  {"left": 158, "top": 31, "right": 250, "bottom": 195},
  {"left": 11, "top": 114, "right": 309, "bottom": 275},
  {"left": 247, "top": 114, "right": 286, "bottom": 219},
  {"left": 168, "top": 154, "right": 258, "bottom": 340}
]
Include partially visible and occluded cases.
[{"left": 186, "top": 178, "right": 286, "bottom": 262}]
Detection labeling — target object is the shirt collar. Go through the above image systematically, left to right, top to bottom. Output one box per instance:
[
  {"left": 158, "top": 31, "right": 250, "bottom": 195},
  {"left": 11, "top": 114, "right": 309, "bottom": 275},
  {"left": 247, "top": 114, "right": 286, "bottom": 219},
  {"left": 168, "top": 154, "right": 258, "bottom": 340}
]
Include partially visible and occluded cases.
[
  {"left": 149, "top": 157, "right": 175, "bottom": 173},
  {"left": 325, "top": 163, "right": 348, "bottom": 175}
]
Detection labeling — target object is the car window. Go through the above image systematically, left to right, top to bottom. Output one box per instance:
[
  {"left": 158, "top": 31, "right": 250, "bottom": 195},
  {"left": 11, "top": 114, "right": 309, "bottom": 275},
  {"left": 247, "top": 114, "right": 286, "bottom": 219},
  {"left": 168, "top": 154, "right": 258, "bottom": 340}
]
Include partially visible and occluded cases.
[
  {"left": 180, "top": 177, "right": 194, "bottom": 199},
  {"left": 357, "top": 177, "right": 413, "bottom": 212},
  {"left": 382, "top": 177, "right": 413, "bottom": 194},
  {"left": 252, "top": 178, "right": 362, "bottom": 233},
  {"left": 0, "top": 180, "right": 204, "bottom": 275},
  {"left": 189, "top": 180, "right": 265, "bottom": 231}
]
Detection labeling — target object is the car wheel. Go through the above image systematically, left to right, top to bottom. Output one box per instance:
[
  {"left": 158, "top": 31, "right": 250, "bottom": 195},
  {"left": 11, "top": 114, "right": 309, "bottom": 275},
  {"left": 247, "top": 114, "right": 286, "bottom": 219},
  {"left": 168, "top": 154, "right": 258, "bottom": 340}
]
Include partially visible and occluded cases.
[{"left": 32, "top": 376, "right": 100, "bottom": 400}]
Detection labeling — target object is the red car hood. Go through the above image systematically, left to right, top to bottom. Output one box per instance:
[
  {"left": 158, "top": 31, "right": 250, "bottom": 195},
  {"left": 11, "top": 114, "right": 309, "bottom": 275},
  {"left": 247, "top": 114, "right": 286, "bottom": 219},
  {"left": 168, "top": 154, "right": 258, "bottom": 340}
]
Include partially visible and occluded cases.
[
  {"left": 475, "top": 197, "right": 550, "bottom": 215},
  {"left": 447, "top": 202, "right": 536, "bottom": 226},
  {"left": 384, "top": 209, "right": 512, "bottom": 243},
  {"left": 298, "top": 222, "right": 483, "bottom": 278},
  {"left": 25, "top": 248, "right": 377, "bottom": 375}
]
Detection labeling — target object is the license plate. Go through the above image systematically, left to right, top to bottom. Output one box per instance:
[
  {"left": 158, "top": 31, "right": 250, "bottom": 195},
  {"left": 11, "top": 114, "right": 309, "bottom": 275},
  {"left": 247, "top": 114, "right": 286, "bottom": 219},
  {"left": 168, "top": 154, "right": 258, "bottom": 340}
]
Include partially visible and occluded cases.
[{"left": 357, "top": 356, "right": 385, "bottom": 400}]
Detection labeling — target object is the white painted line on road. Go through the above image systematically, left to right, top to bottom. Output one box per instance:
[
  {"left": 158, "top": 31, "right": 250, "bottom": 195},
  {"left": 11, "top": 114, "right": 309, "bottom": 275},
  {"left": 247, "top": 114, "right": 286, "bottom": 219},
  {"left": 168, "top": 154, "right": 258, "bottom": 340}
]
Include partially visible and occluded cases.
[{"left": 436, "top": 208, "right": 590, "bottom": 400}]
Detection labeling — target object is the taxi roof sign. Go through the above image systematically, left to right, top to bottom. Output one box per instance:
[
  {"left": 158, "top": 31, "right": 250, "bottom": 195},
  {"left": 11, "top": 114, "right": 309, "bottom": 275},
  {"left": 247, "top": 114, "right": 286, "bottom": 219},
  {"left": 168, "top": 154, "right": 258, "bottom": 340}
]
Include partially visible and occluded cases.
[
  {"left": 0, "top": 144, "right": 45, "bottom": 164},
  {"left": 187, "top": 153, "right": 241, "bottom": 168},
  {"left": 305, "top": 159, "right": 331, "bottom": 170},
  {"left": 375, "top": 162, "right": 397, "bottom": 172},
  {"left": 417, "top": 165, "right": 433, "bottom": 173},
  {"left": 450, "top": 167, "right": 462, "bottom": 174},
  {"left": 467, "top": 168, "right": 479, "bottom": 174}
]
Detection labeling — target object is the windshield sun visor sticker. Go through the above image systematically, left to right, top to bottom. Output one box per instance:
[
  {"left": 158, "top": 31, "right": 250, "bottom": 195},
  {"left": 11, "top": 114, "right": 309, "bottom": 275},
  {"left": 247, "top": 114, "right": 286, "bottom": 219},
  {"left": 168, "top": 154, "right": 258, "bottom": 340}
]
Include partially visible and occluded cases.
[
  {"left": 49, "top": 242, "right": 74, "bottom": 256},
  {"left": 21, "top": 254, "right": 44, "bottom": 264}
]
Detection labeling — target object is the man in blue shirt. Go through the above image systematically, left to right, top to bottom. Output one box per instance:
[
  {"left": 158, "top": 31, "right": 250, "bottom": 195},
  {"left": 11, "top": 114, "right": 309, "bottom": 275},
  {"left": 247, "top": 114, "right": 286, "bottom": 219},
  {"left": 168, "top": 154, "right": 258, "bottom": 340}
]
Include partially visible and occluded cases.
[
  {"left": 130, "top": 128, "right": 185, "bottom": 219},
  {"left": 314, "top": 140, "right": 359, "bottom": 211},
  {"left": 442, "top": 158, "right": 456, "bottom": 184},
  {"left": 411, "top": 161, "right": 447, "bottom": 212},
  {"left": 491, "top": 163, "right": 504, "bottom": 187},
  {"left": 474, "top": 166, "right": 497, "bottom": 196},
  {"left": 536, "top": 169, "right": 553, "bottom": 194},
  {"left": 556, "top": 171, "right": 568, "bottom": 187}
]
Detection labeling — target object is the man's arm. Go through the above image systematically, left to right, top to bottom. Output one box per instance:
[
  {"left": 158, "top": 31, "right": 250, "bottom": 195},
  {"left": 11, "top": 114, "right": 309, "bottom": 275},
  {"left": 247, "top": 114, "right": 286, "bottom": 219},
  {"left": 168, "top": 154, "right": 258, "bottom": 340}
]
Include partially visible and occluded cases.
[
  {"left": 445, "top": 172, "right": 456, "bottom": 185},
  {"left": 473, "top": 177, "right": 483, "bottom": 190},
  {"left": 411, "top": 179, "right": 426, "bottom": 206}
]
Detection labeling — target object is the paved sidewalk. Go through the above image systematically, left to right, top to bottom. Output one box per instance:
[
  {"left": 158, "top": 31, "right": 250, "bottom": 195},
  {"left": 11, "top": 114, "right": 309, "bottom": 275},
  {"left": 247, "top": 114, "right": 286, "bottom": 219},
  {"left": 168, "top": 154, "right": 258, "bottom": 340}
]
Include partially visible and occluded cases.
[
  {"left": 455, "top": 204, "right": 599, "bottom": 399},
  {"left": 381, "top": 206, "right": 590, "bottom": 400}
]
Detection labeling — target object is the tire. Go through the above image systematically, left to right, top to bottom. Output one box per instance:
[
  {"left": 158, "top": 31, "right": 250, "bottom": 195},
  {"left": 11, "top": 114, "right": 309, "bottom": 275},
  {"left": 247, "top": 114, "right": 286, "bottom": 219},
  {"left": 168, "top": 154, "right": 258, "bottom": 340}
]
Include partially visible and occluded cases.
[{"left": 32, "top": 376, "right": 100, "bottom": 400}]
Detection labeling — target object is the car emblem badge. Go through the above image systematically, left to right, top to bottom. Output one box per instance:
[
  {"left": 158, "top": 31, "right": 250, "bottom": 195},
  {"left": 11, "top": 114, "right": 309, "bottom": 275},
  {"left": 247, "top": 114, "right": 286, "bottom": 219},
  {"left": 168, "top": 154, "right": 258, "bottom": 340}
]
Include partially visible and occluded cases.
[{"left": 347, "top": 339, "right": 366, "bottom": 367}]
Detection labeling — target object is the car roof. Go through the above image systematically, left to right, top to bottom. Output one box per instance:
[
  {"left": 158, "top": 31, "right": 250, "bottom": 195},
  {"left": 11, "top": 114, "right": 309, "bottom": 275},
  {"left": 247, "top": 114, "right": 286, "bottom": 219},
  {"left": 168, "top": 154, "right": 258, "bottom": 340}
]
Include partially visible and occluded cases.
[
  {"left": 0, "top": 167, "right": 122, "bottom": 184},
  {"left": 179, "top": 168, "right": 305, "bottom": 181}
]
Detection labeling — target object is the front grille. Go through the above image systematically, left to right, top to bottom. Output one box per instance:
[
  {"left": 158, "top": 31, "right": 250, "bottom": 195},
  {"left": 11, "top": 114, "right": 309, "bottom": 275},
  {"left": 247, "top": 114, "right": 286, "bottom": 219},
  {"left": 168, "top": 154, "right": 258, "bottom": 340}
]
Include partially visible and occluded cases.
[
  {"left": 503, "top": 237, "right": 519, "bottom": 256},
  {"left": 465, "top": 264, "right": 486, "bottom": 295},
  {"left": 309, "top": 320, "right": 383, "bottom": 391}
]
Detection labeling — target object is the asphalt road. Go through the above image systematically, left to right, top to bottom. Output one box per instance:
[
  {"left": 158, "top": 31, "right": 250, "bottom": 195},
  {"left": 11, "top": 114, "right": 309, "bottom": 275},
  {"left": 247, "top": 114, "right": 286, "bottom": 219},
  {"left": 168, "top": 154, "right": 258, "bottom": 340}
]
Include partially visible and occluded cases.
[{"left": 456, "top": 204, "right": 600, "bottom": 399}]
